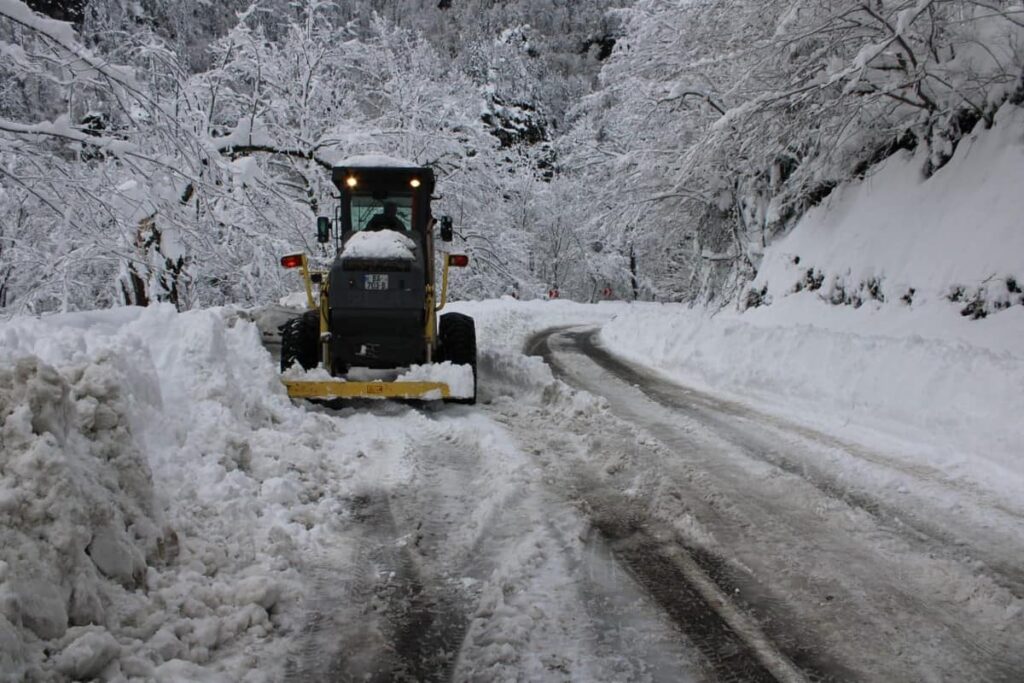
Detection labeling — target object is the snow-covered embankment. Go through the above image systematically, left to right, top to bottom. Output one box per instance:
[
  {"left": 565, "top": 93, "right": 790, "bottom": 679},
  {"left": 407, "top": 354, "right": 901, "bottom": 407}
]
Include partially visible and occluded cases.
[{"left": 601, "top": 104, "right": 1024, "bottom": 498}]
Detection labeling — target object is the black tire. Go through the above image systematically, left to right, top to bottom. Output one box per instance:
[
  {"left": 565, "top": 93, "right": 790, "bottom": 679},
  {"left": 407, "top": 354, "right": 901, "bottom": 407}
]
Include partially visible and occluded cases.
[
  {"left": 280, "top": 310, "right": 319, "bottom": 372},
  {"left": 438, "top": 312, "right": 477, "bottom": 405}
]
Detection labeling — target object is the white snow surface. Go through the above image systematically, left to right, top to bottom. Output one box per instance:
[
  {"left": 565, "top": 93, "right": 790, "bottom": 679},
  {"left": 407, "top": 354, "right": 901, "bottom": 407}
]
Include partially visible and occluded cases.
[
  {"left": 2, "top": 104, "right": 1021, "bottom": 671},
  {"left": 754, "top": 104, "right": 1024, "bottom": 306},
  {"left": 601, "top": 106, "right": 1024, "bottom": 503},
  {"left": 335, "top": 153, "right": 418, "bottom": 168},
  {"left": 341, "top": 230, "right": 416, "bottom": 260},
  {"left": 1, "top": 289, "right": 1021, "bottom": 679},
  {"left": 277, "top": 291, "right": 310, "bottom": 309},
  {"left": 0, "top": 298, "right": 623, "bottom": 681},
  {"left": 601, "top": 301, "right": 1024, "bottom": 500},
  {"left": 0, "top": 305, "right": 302, "bottom": 682},
  {"left": 396, "top": 361, "right": 475, "bottom": 398},
  {"left": 279, "top": 363, "right": 333, "bottom": 381}
]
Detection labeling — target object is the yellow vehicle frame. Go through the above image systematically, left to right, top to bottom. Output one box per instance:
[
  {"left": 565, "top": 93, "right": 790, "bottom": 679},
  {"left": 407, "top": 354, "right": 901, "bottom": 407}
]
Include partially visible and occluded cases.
[{"left": 280, "top": 252, "right": 464, "bottom": 400}]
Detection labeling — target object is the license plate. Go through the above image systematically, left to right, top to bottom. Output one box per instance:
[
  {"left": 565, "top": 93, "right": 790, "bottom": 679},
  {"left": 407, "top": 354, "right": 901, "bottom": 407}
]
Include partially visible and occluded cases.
[{"left": 364, "top": 274, "right": 389, "bottom": 290}]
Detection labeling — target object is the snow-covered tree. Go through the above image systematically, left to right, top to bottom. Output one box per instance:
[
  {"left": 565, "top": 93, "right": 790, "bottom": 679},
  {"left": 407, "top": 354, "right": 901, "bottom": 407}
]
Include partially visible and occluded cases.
[{"left": 561, "top": 0, "right": 1024, "bottom": 304}]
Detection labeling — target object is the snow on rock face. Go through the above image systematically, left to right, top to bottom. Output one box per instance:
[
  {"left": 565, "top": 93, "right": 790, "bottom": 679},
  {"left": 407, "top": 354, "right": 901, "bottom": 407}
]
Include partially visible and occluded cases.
[
  {"left": 754, "top": 104, "right": 1024, "bottom": 310},
  {"left": 341, "top": 229, "right": 417, "bottom": 260}
]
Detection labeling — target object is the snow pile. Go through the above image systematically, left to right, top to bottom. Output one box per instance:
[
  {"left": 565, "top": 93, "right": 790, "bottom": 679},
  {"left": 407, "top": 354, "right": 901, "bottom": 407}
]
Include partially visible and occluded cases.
[
  {"left": 754, "top": 104, "right": 1024, "bottom": 314},
  {"left": 600, "top": 108, "right": 1024, "bottom": 498},
  {"left": 341, "top": 230, "right": 416, "bottom": 260},
  {"left": 277, "top": 291, "right": 310, "bottom": 309},
  {"left": 449, "top": 298, "right": 627, "bottom": 401},
  {"left": 0, "top": 305, "right": 361, "bottom": 681},
  {"left": 0, "top": 356, "right": 156, "bottom": 680},
  {"left": 396, "top": 361, "right": 475, "bottom": 399},
  {"left": 280, "top": 363, "right": 333, "bottom": 381}
]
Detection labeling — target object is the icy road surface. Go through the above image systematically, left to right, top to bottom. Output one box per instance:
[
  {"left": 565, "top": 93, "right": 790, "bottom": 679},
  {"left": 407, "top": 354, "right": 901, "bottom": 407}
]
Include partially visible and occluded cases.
[{"left": 261, "top": 311, "right": 1023, "bottom": 681}]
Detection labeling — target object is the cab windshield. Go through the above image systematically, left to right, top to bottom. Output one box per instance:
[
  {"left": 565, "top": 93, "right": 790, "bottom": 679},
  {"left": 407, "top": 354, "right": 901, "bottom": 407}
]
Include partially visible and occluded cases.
[{"left": 350, "top": 194, "right": 414, "bottom": 232}]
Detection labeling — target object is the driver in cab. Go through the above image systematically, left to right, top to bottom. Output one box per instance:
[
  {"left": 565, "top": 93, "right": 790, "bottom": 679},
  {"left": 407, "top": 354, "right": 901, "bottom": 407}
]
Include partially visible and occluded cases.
[{"left": 366, "top": 202, "right": 406, "bottom": 231}]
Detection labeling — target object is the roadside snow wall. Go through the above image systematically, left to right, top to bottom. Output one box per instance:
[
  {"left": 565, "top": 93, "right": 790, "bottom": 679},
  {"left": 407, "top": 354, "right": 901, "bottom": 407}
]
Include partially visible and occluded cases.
[
  {"left": 601, "top": 105, "right": 1024, "bottom": 499},
  {"left": 0, "top": 305, "right": 323, "bottom": 682}
]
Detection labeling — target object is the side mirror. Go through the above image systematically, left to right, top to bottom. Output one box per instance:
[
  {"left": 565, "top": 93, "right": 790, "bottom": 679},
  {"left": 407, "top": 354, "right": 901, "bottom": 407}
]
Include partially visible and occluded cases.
[
  {"left": 439, "top": 216, "right": 454, "bottom": 242},
  {"left": 316, "top": 217, "right": 331, "bottom": 244}
]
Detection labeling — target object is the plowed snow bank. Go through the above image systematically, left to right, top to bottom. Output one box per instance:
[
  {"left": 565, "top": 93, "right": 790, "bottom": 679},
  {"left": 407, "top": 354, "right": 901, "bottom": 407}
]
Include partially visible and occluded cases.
[{"left": 0, "top": 305, "right": 329, "bottom": 681}]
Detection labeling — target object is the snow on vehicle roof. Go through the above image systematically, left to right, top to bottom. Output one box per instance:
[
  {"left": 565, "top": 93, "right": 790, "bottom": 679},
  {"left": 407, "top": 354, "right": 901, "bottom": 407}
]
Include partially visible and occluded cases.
[
  {"left": 338, "top": 153, "right": 419, "bottom": 168},
  {"left": 342, "top": 229, "right": 417, "bottom": 260}
]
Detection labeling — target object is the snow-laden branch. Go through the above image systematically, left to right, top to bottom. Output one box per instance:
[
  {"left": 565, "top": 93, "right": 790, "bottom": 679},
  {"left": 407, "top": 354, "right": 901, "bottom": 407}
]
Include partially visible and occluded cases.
[
  {"left": 0, "top": 0, "right": 138, "bottom": 89},
  {"left": 659, "top": 88, "right": 727, "bottom": 115},
  {"left": 0, "top": 115, "right": 138, "bottom": 156},
  {"left": 219, "top": 143, "right": 334, "bottom": 171}
]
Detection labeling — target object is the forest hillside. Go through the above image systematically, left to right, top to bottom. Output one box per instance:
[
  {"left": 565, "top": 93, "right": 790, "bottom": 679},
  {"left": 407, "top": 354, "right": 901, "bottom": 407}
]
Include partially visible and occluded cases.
[{"left": 1, "top": 0, "right": 1022, "bottom": 311}]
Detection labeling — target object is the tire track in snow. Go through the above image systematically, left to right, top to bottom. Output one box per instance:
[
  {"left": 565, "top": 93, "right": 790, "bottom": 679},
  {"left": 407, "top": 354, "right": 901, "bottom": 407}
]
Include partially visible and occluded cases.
[
  {"left": 526, "top": 326, "right": 1024, "bottom": 681},
  {"left": 552, "top": 327, "right": 1024, "bottom": 599},
  {"left": 486, "top": 411, "right": 831, "bottom": 683},
  {"left": 412, "top": 413, "right": 704, "bottom": 681},
  {"left": 287, "top": 487, "right": 468, "bottom": 682},
  {"left": 347, "top": 489, "right": 467, "bottom": 682},
  {"left": 582, "top": 495, "right": 812, "bottom": 683}
]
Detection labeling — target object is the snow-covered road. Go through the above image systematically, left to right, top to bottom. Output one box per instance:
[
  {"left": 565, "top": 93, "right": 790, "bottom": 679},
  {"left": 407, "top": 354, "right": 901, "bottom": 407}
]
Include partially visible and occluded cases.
[
  {"left": 3, "top": 300, "right": 1021, "bottom": 682},
  {"left": 257, "top": 306, "right": 707, "bottom": 681},
  {"left": 268, "top": 315, "right": 1024, "bottom": 681},
  {"left": 526, "top": 326, "right": 1024, "bottom": 682},
  {"left": 280, "top": 405, "right": 706, "bottom": 682}
]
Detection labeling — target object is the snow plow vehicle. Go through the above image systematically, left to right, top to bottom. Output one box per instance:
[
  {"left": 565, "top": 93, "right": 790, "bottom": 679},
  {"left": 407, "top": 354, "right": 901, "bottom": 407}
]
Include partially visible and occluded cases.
[{"left": 278, "top": 156, "right": 477, "bottom": 404}]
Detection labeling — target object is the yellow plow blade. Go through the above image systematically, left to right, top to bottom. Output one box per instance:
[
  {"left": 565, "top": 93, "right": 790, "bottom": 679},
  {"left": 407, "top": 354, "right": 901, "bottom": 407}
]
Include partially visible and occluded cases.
[{"left": 283, "top": 379, "right": 451, "bottom": 400}]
